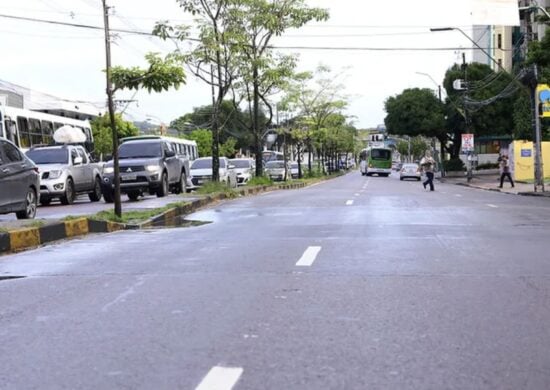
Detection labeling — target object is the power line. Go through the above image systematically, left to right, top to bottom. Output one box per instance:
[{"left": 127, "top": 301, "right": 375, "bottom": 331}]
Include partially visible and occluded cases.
[{"left": 0, "top": 13, "right": 508, "bottom": 52}]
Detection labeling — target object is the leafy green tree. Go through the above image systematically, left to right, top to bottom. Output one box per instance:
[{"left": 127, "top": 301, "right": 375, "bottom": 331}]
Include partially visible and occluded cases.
[
  {"left": 155, "top": 0, "right": 239, "bottom": 182},
  {"left": 227, "top": 0, "right": 329, "bottom": 176},
  {"left": 281, "top": 66, "right": 348, "bottom": 174},
  {"left": 171, "top": 100, "right": 254, "bottom": 149},
  {"left": 90, "top": 114, "right": 139, "bottom": 158},
  {"left": 185, "top": 129, "right": 237, "bottom": 158},
  {"left": 396, "top": 137, "right": 429, "bottom": 161}
]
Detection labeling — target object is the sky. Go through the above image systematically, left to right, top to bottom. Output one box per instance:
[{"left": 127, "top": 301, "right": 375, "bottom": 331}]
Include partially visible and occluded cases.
[{"left": 0, "top": 0, "right": 520, "bottom": 129}]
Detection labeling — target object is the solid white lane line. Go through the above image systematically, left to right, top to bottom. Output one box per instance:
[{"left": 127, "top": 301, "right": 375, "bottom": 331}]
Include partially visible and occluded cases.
[
  {"left": 346, "top": 200, "right": 354, "bottom": 205},
  {"left": 487, "top": 204, "right": 498, "bottom": 208},
  {"left": 296, "top": 246, "right": 322, "bottom": 267},
  {"left": 195, "top": 366, "right": 243, "bottom": 390}
]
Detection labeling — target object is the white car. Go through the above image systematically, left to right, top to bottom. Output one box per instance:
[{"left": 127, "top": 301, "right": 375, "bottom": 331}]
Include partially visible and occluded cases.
[
  {"left": 190, "top": 157, "right": 237, "bottom": 188},
  {"left": 230, "top": 158, "right": 255, "bottom": 185},
  {"left": 264, "top": 160, "right": 288, "bottom": 181},
  {"left": 290, "top": 162, "right": 300, "bottom": 179},
  {"left": 399, "top": 163, "right": 421, "bottom": 181}
]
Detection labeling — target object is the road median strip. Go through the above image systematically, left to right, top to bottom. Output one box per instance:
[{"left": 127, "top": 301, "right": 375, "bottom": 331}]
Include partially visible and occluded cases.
[{"left": 0, "top": 179, "right": 321, "bottom": 255}]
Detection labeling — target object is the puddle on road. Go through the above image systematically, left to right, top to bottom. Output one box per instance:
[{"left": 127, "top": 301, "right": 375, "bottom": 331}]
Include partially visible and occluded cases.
[
  {"left": 145, "top": 216, "right": 213, "bottom": 230},
  {"left": 0, "top": 276, "right": 26, "bottom": 282}
]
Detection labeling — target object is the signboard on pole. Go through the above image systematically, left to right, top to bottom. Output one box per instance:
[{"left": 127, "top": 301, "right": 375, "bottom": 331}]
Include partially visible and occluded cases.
[
  {"left": 537, "top": 84, "right": 550, "bottom": 118},
  {"left": 461, "top": 133, "right": 474, "bottom": 152}
]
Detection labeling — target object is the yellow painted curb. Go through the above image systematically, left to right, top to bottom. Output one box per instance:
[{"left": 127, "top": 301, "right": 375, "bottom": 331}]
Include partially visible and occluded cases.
[
  {"left": 64, "top": 218, "right": 89, "bottom": 237},
  {"left": 107, "top": 221, "right": 124, "bottom": 232},
  {"left": 9, "top": 228, "right": 40, "bottom": 251}
]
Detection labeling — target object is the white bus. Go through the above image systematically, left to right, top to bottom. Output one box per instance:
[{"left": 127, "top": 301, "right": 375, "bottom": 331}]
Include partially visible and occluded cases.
[{"left": 0, "top": 105, "right": 93, "bottom": 152}]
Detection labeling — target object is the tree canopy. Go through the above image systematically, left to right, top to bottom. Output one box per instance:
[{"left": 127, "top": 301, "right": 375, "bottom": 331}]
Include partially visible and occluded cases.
[{"left": 90, "top": 113, "right": 139, "bottom": 157}]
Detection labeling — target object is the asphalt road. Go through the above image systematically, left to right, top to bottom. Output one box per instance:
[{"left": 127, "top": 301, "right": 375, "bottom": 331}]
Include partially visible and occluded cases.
[{"left": 1, "top": 172, "right": 550, "bottom": 389}]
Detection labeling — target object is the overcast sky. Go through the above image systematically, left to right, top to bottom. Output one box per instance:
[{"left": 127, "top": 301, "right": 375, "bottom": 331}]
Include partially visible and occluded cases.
[{"left": 0, "top": 0, "right": 519, "bottom": 128}]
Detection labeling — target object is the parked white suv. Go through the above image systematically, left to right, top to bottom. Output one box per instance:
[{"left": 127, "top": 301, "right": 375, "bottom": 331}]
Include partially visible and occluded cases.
[{"left": 190, "top": 157, "right": 237, "bottom": 188}]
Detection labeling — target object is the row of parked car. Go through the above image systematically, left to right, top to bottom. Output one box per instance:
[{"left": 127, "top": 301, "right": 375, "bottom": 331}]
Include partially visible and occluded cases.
[{"left": 1, "top": 133, "right": 305, "bottom": 220}]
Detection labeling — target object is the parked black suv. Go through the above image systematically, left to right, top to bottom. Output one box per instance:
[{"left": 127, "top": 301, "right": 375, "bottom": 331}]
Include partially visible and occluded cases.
[
  {"left": 0, "top": 138, "right": 40, "bottom": 219},
  {"left": 101, "top": 138, "right": 185, "bottom": 202}
]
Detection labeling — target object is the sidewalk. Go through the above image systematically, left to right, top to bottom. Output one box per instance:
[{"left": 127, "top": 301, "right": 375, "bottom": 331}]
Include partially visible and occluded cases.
[{"left": 440, "top": 172, "right": 550, "bottom": 197}]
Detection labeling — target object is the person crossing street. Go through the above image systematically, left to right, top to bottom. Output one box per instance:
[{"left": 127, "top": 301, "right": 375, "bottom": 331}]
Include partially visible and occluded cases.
[{"left": 420, "top": 152, "right": 436, "bottom": 191}]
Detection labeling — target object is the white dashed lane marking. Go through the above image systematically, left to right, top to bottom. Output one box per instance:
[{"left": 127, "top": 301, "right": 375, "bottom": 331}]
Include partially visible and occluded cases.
[
  {"left": 346, "top": 200, "right": 354, "bottom": 205},
  {"left": 487, "top": 204, "right": 498, "bottom": 208},
  {"left": 296, "top": 246, "right": 322, "bottom": 267},
  {"left": 195, "top": 366, "right": 243, "bottom": 390}
]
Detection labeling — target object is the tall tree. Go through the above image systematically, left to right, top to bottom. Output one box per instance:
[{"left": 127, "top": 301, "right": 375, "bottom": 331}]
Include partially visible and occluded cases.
[
  {"left": 155, "top": 0, "right": 238, "bottom": 182},
  {"left": 227, "top": 0, "right": 329, "bottom": 176},
  {"left": 281, "top": 66, "right": 348, "bottom": 174},
  {"left": 90, "top": 114, "right": 139, "bottom": 158}
]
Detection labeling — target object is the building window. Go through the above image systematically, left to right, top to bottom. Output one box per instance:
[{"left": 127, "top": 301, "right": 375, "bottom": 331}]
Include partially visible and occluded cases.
[{"left": 498, "top": 33, "right": 502, "bottom": 49}]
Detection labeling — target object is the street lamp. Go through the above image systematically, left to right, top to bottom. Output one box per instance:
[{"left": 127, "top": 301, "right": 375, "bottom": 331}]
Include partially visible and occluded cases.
[
  {"left": 430, "top": 27, "right": 504, "bottom": 72},
  {"left": 145, "top": 115, "right": 167, "bottom": 135}
]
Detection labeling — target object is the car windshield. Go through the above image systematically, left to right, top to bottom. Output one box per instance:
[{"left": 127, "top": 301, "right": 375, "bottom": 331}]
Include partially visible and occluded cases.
[
  {"left": 119, "top": 142, "right": 162, "bottom": 159},
  {"left": 26, "top": 148, "right": 68, "bottom": 164},
  {"left": 371, "top": 149, "right": 391, "bottom": 160},
  {"left": 191, "top": 159, "right": 212, "bottom": 169},
  {"left": 230, "top": 160, "right": 251, "bottom": 168},
  {"left": 266, "top": 161, "right": 285, "bottom": 169},
  {"left": 291, "top": 163, "right": 298, "bottom": 168}
]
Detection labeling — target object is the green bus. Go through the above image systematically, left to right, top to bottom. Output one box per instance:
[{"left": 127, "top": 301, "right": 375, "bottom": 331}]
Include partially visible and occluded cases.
[{"left": 359, "top": 147, "right": 392, "bottom": 177}]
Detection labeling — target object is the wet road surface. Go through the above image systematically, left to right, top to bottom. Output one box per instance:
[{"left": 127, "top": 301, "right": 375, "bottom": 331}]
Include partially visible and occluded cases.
[{"left": 1, "top": 172, "right": 550, "bottom": 389}]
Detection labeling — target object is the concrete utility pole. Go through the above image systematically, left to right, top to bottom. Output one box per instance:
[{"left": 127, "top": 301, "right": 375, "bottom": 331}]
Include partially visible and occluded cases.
[
  {"left": 102, "top": 0, "right": 122, "bottom": 216},
  {"left": 522, "top": 4, "right": 545, "bottom": 192}
]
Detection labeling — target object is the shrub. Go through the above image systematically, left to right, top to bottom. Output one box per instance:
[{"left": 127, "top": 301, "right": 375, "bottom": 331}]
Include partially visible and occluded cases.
[
  {"left": 443, "top": 158, "right": 465, "bottom": 171},
  {"left": 476, "top": 162, "right": 499, "bottom": 170},
  {"left": 247, "top": 176, "right": 273, "bottom": 186}
]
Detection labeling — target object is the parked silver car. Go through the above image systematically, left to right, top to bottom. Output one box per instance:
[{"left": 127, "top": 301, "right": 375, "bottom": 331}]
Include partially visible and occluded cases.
[
  {"left": 0, "top": 138, "right": 40, "bottom": 219},
  {"left": 265, "top": 160, "right": 288, "bottom": 181},
  {"left": 399, "top": 163, "right": 421, "bottom": 181}
]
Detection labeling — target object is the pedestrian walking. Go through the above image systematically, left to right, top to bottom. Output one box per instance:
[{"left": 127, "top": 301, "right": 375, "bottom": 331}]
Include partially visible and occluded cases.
[
  {"left": 420, "top": 153, "right": 436, "bottom": 191},
  {"left": 498, "top": 155, "right": 514, "bottom": 188}
]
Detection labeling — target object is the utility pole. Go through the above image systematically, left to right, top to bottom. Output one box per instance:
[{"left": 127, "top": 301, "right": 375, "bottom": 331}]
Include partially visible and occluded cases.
[
  {"left": 102, "top": 0, "right": 121, "bottom": 217},
  {"left": 523, "top": 5, "right": 545, "bottom": 192},
  {"left": 462, "top": 52, "right": 474, "bottom": 183}
]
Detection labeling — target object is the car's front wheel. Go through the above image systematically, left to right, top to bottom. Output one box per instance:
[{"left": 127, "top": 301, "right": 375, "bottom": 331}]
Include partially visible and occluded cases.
[
  {"left": 156, "top": 172, "right": 168, "bottom": 197},
  {"left": 60, "top": 178, "right": 75, "bottom": 205},
  {"left": 16, "top": 188, "right": 37, "bottom": 220}
]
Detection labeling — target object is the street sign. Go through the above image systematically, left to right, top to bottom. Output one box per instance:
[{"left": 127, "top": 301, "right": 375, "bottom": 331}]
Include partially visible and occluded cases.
[
  {"left": 536, "top": 84, "right": 550, "bottom": 118},
  {"left": 461, "top": 133, "right": 474, "bottom": 152}
]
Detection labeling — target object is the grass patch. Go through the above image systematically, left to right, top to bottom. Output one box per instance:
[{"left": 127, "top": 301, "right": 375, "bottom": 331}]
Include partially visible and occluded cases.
[
  {"left": 246, "top": 176, "right": 273, "bottom": 186},
  {"left": 196, "top": 182, "right": 238, "bottom": 198},
  {"left": 91, "top": 201, "right": 191, "bottom": 224}
]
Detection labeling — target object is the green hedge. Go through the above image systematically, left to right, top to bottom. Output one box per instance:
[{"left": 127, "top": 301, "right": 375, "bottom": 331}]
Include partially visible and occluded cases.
[{"left": 443, "top": 158, "right": 465, "bottom": 171}]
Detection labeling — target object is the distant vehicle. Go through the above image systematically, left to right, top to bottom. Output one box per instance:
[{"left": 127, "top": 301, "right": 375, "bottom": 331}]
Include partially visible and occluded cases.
[
  {"left": 0, "top": 105, "right": 93, "bottom": 153},
  {"left": 0, "top": 138, "right": 40, "bottom": 219},
  {"left": 101, "top": 138, "right": 186, "bottom": 202},
  {"left": 26, "top": 144, "right": 103, "bottom": 205},
  {"left": 359, "top": 147, "right": 392, "bottom": 177},
  {"left": 262, "top": 150, "right": 284, "bottom": 165},
  {"left": 190, "top": 157, "right": 237, "bottom": 188},
  {"left": 230, "top": 158, "right": 255, "bottom": 185},
  {"left": 265, "top": 160, "right": 288, "bottom": 181},
  {"left": 392, "top": 161, "right": 402, "bottom": 171},
  {"left": 290, "top": 162, "right": 300, "bottom": 179},
  {"left": 399, "top": 163, "right": 421, "bottom": 181}
]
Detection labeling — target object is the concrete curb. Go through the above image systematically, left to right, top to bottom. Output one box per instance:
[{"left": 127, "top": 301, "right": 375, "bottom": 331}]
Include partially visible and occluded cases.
[{"left": 0, "top": 181, "right": 308, "bottom": 255}]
